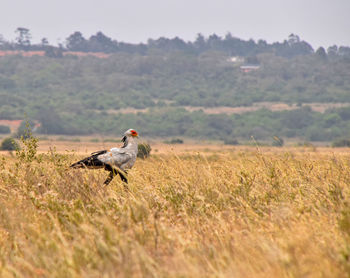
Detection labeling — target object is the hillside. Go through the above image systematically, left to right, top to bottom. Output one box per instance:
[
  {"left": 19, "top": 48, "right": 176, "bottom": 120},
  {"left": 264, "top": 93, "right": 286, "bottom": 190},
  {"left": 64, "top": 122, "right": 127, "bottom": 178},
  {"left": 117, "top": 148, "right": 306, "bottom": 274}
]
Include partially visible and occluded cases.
[{"left": 0, "top": 32, "right": 350, "bottom": 142}]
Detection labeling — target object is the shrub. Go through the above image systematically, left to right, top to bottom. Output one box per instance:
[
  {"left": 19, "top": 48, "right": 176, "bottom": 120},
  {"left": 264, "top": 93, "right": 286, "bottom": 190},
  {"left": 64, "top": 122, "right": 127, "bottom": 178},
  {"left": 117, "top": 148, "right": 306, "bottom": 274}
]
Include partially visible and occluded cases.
[
  {"left": 14, "top": 119, "right": 38, "bottom": 162},
  {"left": 15, "top": 120, "right": 35, "bottom": 139},
  {"left": 0, "top": 125, "right": 10, "bottom": 134},
  {"left": 0, "top": 137, "right": 19, "bottom": 151},
  {"left": 165, "top": 138, "right": 184, "bottom": 144},
  {"left": 224, "top": 138, "right": 239, "bottom": 145},
  {"left": 332, "top": 138, "right": 350, "bottom": 147},
  {"left": 138, "top": 143, "right": 151, "bottom": 159}
]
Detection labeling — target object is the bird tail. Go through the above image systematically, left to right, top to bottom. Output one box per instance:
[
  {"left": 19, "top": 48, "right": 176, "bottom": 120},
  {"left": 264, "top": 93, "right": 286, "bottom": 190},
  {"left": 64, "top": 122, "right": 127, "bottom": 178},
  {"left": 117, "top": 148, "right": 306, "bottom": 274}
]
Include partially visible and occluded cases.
[{"left": 70, "top": 154, "right": 105, "bottom": 169}]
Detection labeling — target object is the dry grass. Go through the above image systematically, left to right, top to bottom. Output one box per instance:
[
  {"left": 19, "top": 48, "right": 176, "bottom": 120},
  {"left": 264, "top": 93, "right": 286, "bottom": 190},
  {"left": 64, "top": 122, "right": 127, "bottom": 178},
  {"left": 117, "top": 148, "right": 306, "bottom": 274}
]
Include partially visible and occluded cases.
[{"left": 0, "top": 145, "right": 350, "bottom": 277}]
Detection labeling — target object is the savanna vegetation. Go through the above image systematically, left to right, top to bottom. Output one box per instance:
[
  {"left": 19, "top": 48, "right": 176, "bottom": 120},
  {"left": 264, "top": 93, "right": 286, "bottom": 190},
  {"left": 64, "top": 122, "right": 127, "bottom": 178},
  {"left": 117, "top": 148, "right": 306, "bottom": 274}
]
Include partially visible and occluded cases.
[
  {"left": 0, "top": 26, "right": 349, "bottom": 278},
  {"left": 0, "top": 29, "right": 350, "bottom": 142},
  {"left": 5, "top": 106, "right": 350, "bottom": 144},
  {"left": 0, "top": 134, "right": 349, "bottom": 277}
]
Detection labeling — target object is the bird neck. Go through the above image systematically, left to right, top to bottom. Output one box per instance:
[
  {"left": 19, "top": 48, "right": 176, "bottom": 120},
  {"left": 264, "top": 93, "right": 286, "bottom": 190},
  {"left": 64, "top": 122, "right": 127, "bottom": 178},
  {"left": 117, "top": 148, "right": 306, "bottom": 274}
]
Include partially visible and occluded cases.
[{"left": 123, "top": 136, "right": 138, "bottom": 149}]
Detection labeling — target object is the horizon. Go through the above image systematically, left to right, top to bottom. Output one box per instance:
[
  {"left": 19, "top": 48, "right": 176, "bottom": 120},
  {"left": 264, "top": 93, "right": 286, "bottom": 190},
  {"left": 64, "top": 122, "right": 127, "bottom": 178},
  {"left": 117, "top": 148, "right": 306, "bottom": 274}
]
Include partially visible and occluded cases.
[
  {"left": 1, "top": 0, "right": 349, "bottom": 49},
  {"left": 0, "top": 30, "right": 338, "bottom": 50}
]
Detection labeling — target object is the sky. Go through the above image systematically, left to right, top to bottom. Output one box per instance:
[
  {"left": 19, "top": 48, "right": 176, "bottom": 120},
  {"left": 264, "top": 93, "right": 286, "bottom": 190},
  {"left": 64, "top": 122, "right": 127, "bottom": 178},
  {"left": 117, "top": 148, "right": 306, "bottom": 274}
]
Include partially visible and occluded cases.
[{"left": 0, "top": 0, "right": 349, "bottom": 49}]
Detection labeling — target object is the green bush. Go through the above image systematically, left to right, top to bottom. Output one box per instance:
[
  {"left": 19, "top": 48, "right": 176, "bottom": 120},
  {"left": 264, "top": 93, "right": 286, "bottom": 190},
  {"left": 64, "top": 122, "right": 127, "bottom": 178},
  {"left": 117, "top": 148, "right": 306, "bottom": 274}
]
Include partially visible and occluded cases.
[
  {"left": 0, "top": 125, "right": 10, "bottom": 134},
  {"left": 0, "top": 138, "right": 19, "bottom": 151},
  {"left": 137, "top": 143, "right": 151, "bottom": 159}
]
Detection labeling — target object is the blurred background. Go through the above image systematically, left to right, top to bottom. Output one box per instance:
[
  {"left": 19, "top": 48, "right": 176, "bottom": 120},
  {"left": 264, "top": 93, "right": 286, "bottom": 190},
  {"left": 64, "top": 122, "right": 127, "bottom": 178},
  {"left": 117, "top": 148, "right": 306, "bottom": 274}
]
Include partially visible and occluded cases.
[{"left": 0, "top": 0, "right": 350, "bottom": 146}]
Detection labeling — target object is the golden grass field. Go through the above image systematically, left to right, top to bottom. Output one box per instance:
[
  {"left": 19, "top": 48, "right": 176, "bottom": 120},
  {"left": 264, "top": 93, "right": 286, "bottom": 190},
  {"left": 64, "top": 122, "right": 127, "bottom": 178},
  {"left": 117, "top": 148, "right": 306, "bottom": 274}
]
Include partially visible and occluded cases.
[{"left": 0, "top": 139, "right": 350, "bottom": 277}]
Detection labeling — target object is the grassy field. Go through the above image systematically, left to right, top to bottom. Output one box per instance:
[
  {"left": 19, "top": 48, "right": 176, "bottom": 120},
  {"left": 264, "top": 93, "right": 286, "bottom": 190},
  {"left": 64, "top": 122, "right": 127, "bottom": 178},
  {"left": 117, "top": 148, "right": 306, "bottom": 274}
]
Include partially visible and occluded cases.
[{"left": 0, "top": 141, "right": 350, "bottom": 277}]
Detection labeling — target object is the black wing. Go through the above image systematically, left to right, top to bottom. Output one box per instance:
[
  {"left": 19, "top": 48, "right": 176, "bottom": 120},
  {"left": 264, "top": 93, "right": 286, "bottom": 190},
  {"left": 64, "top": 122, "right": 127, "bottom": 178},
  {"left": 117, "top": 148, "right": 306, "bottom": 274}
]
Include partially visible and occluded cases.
[
  {"left": 70, "top": 150, "right": 108, "bottom": 169},
  {"left": 90, "top": 150, "right": 108, "bottom": 156}
]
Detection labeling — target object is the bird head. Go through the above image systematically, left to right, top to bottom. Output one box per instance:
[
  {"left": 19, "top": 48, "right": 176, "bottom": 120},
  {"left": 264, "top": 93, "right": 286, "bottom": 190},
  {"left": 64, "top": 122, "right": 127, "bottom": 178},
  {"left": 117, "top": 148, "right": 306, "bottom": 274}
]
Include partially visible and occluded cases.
[
  {"left": 122, "top": 129, "right": 139, "bottom": 143},
  {"left": 125, "top": 129, "right": 138, "bottom": 137}
]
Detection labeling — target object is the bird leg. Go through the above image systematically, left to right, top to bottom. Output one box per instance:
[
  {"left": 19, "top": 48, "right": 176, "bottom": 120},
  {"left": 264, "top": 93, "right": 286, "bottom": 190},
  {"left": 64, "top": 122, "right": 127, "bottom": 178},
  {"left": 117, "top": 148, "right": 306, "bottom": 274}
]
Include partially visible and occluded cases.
[
  {"left": 103, "top": 166, "right": 128, "bottom": 185},
  {"left": 103, "top": 170, "right": 116, "bottom": 185},
  {"left": 118, "top": 170, "right": 128, "bottom": 183}
]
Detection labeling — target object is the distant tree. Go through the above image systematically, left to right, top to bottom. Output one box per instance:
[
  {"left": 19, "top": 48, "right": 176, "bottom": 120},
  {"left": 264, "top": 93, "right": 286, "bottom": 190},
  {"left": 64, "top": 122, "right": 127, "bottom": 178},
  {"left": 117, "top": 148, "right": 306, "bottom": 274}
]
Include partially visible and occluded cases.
[
  {"left": 15, "top": 27, "right": 31, "bottom": 49},
  {"left": 66, "top": 31, "right": 87, "bottom": 51},
  {"left": 88, "top": 32, "right": 117, "bottom": 52},
  {"left": 194, "top": 33, "right": 206, "bottom": 52},
  {"left": 288, "top": 33, "right": 300, "bottom": 45},
  {"left": 207, "top": 34, "right": 222, "bottom": 50},
  {"left": 222, "top": 34, "right": 249, "bottom": 56},
  {"left": 274, "top": 34, "right": 314, "bottom": 57},
  {"left": 148, "top": 36, "right": 189, "bottom": 52},
  {"left": 41, "top": 37, "right": 49, "bottom": 47},
  {"left": 170, "top": 37, "right": 189, "bottom": 51},
  {"left": 257, "top": 39, "right": 268, "bottom": 47},
  {"left": 290, "top": 41, "right": 314, "bottom": 57},
  {"left": 327, "top": 45, "right": 338, "bottom": 56},
  {"left": 45, "top": 46, "right": 63, "bottom": 58},
  {"left": 338, "top": 46, "right": 350, "bottom": 57},
  {"left": 315, "top": 47, "right": 327, "bottom": 59}
]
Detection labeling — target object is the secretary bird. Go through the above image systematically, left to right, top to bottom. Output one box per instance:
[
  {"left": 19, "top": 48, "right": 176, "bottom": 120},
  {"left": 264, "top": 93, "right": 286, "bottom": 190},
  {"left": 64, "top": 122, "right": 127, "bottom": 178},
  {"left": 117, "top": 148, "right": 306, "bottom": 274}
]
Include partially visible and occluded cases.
[{"left": 70, "top": 129, "right": 138, "bottom": 185}]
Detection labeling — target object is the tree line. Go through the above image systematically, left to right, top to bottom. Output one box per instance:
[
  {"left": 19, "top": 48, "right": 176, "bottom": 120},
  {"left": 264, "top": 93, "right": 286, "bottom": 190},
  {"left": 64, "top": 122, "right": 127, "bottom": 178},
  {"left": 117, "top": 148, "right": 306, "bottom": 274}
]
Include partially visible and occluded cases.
[
  {"left": 1, "top": 27, "right": 350, "bottom": 58},
  {"left": 3, "top": 105, "right": 349, "bottom": 145}
]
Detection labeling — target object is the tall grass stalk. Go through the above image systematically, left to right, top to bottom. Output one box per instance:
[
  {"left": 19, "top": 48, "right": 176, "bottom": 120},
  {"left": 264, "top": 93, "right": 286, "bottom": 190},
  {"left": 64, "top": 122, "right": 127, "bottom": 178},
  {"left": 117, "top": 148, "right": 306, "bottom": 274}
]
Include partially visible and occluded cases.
[{"left": 0, "top": 148, "right": 349, "bottom": 277}]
